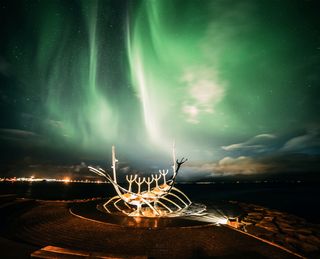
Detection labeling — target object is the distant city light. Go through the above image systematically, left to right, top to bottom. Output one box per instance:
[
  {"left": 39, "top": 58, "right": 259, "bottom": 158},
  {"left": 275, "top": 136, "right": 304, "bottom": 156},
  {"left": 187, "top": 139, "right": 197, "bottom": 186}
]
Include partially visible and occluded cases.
[
  {"left": 0, "top": 177, "right": 107, "bottom": 184},
  {"left": 63, "top": 177, "right": 71, "bottom": 183},
  {"left": 0, "top": 178, "right": 303, "bottom": 185}
]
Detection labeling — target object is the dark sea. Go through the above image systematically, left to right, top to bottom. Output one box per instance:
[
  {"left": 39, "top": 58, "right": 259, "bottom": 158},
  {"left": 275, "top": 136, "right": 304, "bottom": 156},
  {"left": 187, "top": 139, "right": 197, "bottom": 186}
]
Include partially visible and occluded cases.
[{"left": 0, "top": 181, "right": 319, "bottom": 223}]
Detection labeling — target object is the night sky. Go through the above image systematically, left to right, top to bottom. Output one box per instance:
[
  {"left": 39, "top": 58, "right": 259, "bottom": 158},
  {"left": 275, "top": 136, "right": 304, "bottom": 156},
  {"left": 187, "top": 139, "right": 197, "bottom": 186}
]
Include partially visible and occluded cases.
[{"left": 0, "top": 0, "right": 319, "bottom": 180}]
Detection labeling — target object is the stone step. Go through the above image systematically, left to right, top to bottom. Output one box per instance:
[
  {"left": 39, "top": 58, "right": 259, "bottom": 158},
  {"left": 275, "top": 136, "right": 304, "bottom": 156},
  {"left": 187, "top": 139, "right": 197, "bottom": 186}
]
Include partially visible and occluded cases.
[
  {"left": 0, "top": 194, "right": 18, "bottom": 204},
  {"left": 0, "top": 198, "right": 30, "bottom": 210},
  {"left": 31, "top": 245, "right": 147, "bottom": 259}
]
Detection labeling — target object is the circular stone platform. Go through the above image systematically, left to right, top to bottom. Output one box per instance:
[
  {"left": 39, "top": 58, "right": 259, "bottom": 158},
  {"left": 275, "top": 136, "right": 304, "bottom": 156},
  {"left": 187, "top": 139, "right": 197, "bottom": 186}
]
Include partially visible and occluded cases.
[{"left": 0, "top": 199, "right": 301, "bottom": 259}]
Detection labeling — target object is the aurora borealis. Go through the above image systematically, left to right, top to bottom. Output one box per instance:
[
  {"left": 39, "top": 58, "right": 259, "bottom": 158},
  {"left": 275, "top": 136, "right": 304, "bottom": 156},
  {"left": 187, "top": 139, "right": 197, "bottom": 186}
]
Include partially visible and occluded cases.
[{"left": 0, "top": 0, "right": 319, "bottom": 179}]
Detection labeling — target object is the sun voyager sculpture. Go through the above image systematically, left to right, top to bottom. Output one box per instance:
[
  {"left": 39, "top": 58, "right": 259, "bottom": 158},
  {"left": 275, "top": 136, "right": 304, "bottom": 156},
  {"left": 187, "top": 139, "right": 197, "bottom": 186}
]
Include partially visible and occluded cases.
[{"left": 88, "top": 145, "right": 206, "bottom": 218}]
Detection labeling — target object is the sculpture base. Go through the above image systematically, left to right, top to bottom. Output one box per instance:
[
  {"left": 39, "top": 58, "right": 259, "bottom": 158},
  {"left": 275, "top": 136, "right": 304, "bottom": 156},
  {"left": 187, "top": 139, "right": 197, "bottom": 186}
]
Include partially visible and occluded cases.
[
  {"left": 71, "top": 200, "right": 215, "bottom": 228},
  {"left": 100, "top": 200, "right": 207, "bottom": 218}
]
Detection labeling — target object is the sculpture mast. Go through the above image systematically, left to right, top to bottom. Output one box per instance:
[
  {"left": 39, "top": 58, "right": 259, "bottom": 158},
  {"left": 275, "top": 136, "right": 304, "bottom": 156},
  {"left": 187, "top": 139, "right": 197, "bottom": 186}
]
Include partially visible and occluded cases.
[
  {"left": 172, "top": 141, "right": 177, "bottom": 174},
  {"left": 111, "top": 145, "right": 118, "bottom": 184}
]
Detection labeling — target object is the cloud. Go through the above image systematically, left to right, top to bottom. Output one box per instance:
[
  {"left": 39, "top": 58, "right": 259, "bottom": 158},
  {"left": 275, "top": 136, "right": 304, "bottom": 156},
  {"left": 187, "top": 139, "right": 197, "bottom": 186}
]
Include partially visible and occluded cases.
[
  {"left": 202, "top": 0, "right": 257, "bottom": 63},
  {"left": 181, "top": 66, "right": 225, "bottom": 124},
  {"left": 182, "top": 105, "right": 200, "bottom": 124},
  {"left": 183, "top": 127, "right": 320, "bottom": 177},
  {"left": 0, "top": 128, "right": 40, "bottom": 140},
  {"left": 0, "top": 128, "right": 50, "bottom": 148},
  {"left": 280, "top": 129, "right": 320, "bottom": 152},
  {"left": 222, "top": 133, "right": 276, "bottom": 152},
  {"left": 255, "top": 134, "right": 277, "bottom": 139},
  {"left": 222, "top": 143, "right": 264, "bottom": 151},
  {"left": 259, "top": 153, "right": 320, "bottom": 174},
  {"left": 184, "top": 155, "right": 272, "bottom": 177},
  {"left": 214, "top": 156, "right": 271, "bottom": 175},
  {"left": 72, "top": 162, "right": 87, "bottom": 172},
  {"left": 120, "top": 166, "right": 130, "bottom": 173}
]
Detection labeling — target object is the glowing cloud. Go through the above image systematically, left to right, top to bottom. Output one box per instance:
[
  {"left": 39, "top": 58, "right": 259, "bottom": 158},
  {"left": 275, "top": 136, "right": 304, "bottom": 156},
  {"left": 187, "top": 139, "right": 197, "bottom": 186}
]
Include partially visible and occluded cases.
[
  {"left": 181, "top": 67, "right": 224, "bottom": 124},
  {"left": 281, "top": 129, "right": 320, "bottom": 152},
  {"left": 222, "top": 134, "right": 277, "bottom": 152},
  {"left": 215, "top": 156, "right": 269, "bottom": 175}
]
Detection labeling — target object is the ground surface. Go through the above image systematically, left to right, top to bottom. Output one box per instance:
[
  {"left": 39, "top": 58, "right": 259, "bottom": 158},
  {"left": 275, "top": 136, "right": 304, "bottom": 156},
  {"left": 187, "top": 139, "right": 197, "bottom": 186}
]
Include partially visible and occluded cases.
[
  {"left": 0, "top": 196, "right": 303, "bottom": 259},
  {"left": 237, "top": 202, "right": 320, "bottom": 258}
]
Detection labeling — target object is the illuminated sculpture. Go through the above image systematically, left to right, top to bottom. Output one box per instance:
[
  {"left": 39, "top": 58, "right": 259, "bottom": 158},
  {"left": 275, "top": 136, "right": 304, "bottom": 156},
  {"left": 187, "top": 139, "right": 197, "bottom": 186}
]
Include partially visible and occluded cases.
[{"left": 88, "top": 146, "right": 194, "bottom": 217}]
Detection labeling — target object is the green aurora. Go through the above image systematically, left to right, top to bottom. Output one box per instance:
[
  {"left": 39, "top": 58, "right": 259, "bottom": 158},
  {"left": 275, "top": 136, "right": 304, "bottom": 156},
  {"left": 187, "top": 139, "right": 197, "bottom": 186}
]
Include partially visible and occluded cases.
[{"left": 0, "top": 0, "right": 319, "bottom": 178}]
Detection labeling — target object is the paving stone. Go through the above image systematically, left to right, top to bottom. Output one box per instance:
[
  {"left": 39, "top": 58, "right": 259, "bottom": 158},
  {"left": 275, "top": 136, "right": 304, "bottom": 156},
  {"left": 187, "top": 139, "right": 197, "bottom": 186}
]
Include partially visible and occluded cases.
[{"left": 236, "top": 202, "right": 320, "bottom": 258}]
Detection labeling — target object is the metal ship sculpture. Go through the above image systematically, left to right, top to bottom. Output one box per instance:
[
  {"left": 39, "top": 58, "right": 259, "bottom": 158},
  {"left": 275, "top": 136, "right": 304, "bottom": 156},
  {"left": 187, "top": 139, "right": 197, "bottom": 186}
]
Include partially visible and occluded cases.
[{"left": 88, "top": 146, "right": 204, "bottom": 217}]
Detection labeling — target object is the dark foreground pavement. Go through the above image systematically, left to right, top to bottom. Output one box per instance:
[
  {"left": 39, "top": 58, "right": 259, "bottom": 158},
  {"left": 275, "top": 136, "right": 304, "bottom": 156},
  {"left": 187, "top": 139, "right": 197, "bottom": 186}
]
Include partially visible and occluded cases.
[{"left": 0, "top": 199, "right": 302, "bottom": 258}]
